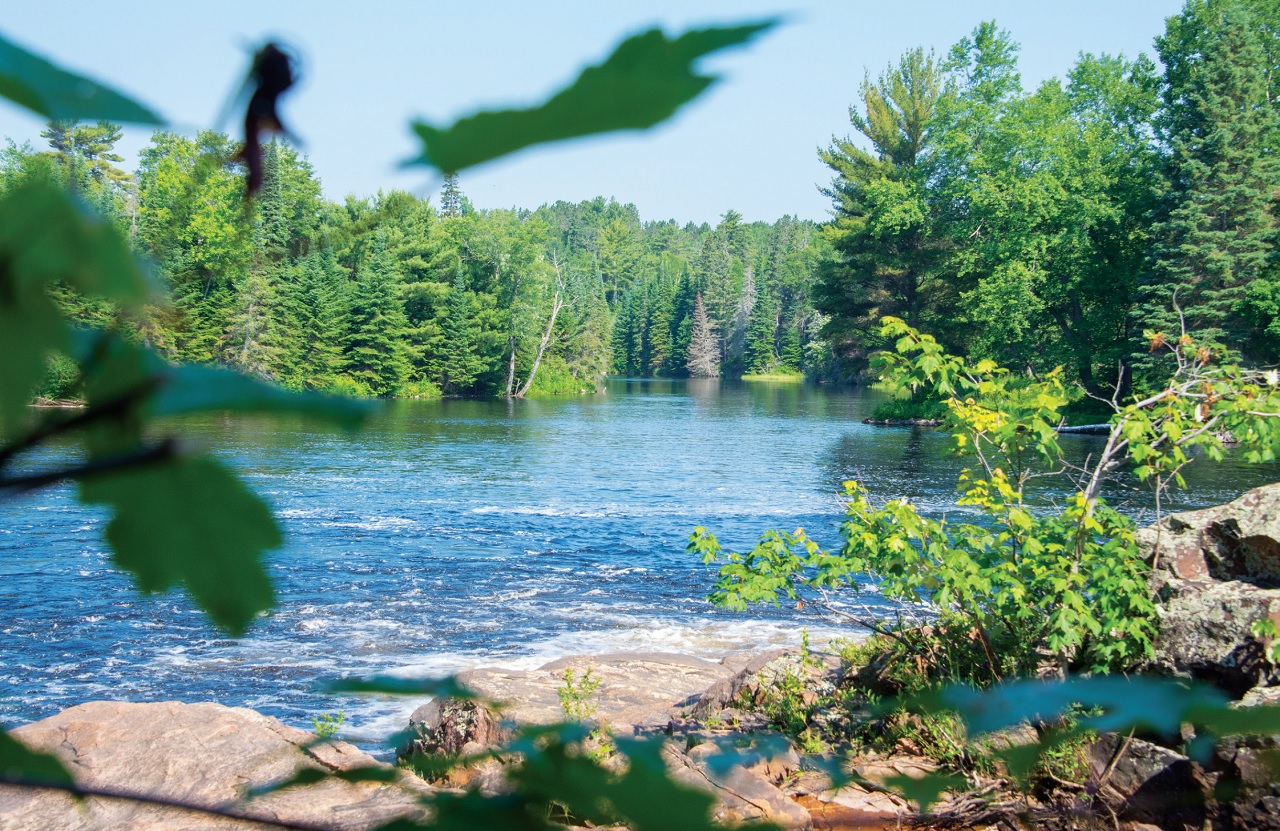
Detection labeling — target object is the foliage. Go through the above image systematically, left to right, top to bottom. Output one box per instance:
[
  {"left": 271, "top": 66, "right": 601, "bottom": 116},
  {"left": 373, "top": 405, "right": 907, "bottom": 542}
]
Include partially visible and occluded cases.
[
  {"left": 0, "top": 19, "right": 789, "bottom": 829},
  {"left": 698, "top": 315, "right": 1280, "bottom": 683},
  {"left": 556, "top": 668, "right": 602, "bottom": 723},
  {"left": 312, "top": 710, "right": 345, "bottom": 739}
]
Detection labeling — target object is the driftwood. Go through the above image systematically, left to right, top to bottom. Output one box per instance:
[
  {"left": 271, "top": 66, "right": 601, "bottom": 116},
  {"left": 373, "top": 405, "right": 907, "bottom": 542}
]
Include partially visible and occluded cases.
[{"left": 1054, "top": 423, "right": 1110, "bottom": 435}]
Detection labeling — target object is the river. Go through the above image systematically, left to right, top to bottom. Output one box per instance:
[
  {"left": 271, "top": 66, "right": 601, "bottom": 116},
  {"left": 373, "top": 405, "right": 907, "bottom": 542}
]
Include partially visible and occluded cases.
[{"left": 1, "top": 379, "right": 1275, "bottom": 751}]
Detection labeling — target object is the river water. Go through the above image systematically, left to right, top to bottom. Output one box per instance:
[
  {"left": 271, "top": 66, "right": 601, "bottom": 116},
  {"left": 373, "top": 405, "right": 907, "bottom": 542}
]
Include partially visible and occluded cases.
[{"left": 2, "top": 379, "right": 1276, "bottom": 751}]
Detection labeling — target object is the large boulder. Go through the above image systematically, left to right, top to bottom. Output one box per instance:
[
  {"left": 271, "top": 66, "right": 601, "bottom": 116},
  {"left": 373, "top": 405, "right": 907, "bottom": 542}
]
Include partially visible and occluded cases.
[
  {"left": 1138, "top": 485, "right": 1280, "bottom": 695},
  {"left": 0, "top": 700, "right": 432, "bottom": 831}
]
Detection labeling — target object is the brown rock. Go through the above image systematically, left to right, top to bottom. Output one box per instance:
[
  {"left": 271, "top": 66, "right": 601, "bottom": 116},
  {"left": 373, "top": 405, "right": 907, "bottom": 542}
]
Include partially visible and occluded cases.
[{"left": 0, "top": 700, "right": 432, "bottom": 831}]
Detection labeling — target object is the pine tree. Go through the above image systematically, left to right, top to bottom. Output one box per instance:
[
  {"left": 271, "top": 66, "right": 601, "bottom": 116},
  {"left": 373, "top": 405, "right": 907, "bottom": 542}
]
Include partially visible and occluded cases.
[
  {"left": 1139, "top": 0, "right": 1280, "bottom": 371},
  {"left": 440, "top": 173, "right": 464, "bottom": 218},
  {"left": 345, "top": 231, "right": 411, "bottom": 395},
  {"left": 278, "top": 250, "right": 348, "bottom": 389},
  {"left": 439, "top": 266, "right": 482, "bottom": 393},
  {"left": 745, "top": 279, "right": 778, "bottom": 374},
  {"left": 686, "top": 292, "right": 720, "bottom": 378}
]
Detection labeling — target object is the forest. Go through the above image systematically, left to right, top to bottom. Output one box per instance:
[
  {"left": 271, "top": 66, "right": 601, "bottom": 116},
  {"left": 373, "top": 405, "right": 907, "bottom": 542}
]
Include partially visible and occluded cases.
[
  {"left": 3, "top": 0, "right": 1279, "bottom": 406},
  {"left": 0, "top": 128, "right": 835, "bottom": 398}
]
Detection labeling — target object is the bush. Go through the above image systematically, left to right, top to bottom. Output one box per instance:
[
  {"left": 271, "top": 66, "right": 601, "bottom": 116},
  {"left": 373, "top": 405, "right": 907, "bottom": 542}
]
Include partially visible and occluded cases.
[
  {"left": 35, "top": 352, "right": 80, "bottom": 400},
  {"left": 527, "top": 355, "right": 592, "bottom": 396},
  {"left": 322, "top": 376, "right": 377, "bottom": 398},
  {"left": 399, "top": 379, "right": 442, "bottom": 399}
]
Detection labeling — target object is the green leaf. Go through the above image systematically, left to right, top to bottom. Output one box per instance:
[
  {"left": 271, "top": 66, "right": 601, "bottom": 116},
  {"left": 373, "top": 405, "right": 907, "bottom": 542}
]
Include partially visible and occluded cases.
[
  {"left": 407, "top": 20, "right": 777, "bottom": 173},
  {"left": 0, "top": 32, "right": 162, "bottom": 123},
  {"left": 0, "top": 181, "right": 155, "bottom": 303},
  {"left": 0, "top": 280, "right": 67, "bottom": 432},
  {"left": 152, "top": 362, "right": 374, "bottom": 429},
  {"left": 79, "top": 455, "right": 279, "bottom": 636},
  {"left": 326, "top": 675, "right": 477, "bottom": 698},
  {"left": 0, "top": 728, "right": 74, "bottom": 788},
  {"left": 245, "top": 764, "right": 399, "bottom": 798},
  {"left": 882, "top": 771, "right": 967, "bottom": 813}
]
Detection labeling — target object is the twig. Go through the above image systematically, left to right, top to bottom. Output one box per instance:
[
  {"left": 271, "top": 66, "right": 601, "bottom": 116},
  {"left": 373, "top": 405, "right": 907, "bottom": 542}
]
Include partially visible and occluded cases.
[{"left": 0, "top": 440, "right": 178, "bottom": 496}]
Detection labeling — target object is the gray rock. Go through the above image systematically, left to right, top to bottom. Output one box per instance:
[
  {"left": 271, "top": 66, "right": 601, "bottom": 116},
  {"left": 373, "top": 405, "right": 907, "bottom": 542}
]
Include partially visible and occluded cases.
[
  {"left": 1139, "top": 483, "right": 1280, "bottom": 586},
  {"left": 1137, "top": 485, "right": 1280, "bottom": 696},
  {"left": 0, "top": 700, "right": 432, "bottom": 831},
  {"left": 1088, "top": 733, "right": 1208, "bottom": 828}
]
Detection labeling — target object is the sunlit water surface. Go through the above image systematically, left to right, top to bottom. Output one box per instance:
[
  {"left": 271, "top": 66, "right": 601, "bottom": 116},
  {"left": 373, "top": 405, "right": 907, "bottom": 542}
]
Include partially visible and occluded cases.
[{"left": 3, "top": 379, "right": 1276, "bottom": 753}]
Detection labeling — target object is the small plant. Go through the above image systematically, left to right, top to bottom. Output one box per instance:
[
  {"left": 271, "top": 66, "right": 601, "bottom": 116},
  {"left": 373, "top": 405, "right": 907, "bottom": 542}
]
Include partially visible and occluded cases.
[
  {"left": 1252, "top": 618, "right": 1280, "bottom": 666},
  {"left": 557, "top": 667, "right": 601, "bottom": 722},
  {"left": 557, "top": 667, "right": 613, "bottom": 761},
  {"left": 312, "top": 710, "right": 345, "bottom": 739}
]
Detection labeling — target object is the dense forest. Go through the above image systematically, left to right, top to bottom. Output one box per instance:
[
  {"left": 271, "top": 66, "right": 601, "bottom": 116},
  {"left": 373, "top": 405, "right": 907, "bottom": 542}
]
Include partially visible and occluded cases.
[
  {"left": 3, "top": 0, "right": 1277, "bottom": 402},
  {"left": 818, "top": 0, "right": 1280, "bottom": 398},
  {"left": 0, "top": 128, "right": 835, "bottom": 397}
]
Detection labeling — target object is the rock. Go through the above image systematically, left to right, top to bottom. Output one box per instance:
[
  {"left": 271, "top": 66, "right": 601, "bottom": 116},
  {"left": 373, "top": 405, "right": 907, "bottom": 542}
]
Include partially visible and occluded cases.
[
  {"left": 1138, "top": 483, "right": 1280, "bottom": 585},
  {"left": 1137, "top": 485, "right": 1280, "bottom": 696},
  {"left": 1147, "top": 579, "right": 1279, "bottom": 696},
  {"left": 691, "top": 650, "right": 841, "bottom": 722},
  {"left": 448, "top": 652, "right": 736, "bottom": 734},
  {"left": 404, "top": 697, "right": 509, "bottom": 757},
  {"left": 0, "top": 700, "right": 432, "bottom": 831},
  {"left": 1088, "top": 733, "right": 1208, "bottom": 829},
  {"left": 667, "top": 741, "right": 812, "bottom": 829},
  {"left": 796, "top": 782, "right": 910, "bottom": 830}
]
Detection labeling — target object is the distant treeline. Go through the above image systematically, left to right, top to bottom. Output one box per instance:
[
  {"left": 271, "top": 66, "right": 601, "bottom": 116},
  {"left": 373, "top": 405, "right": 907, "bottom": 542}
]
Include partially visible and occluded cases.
[{"left": 0, "top": 129, "right": 837, "bottom": 397}]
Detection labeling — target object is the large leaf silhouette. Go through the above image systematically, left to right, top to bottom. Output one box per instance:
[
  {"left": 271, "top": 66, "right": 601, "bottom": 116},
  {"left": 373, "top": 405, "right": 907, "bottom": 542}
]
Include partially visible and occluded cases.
[{"left": 408, "top": 20, "right": 777, "bottom": 173}]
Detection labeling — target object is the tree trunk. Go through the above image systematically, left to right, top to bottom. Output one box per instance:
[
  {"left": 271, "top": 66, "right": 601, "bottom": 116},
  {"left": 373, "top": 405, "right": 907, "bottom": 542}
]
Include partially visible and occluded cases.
[
  {"left": 515, "top": 256, "right": 566, "bottom": 399},
  {"left": 504, "top": 336, "right": 517, "bottom": 397}
]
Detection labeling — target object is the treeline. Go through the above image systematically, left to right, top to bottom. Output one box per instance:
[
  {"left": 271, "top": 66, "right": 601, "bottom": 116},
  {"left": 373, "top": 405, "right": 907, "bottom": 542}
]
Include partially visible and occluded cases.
[
  {"left": 818, "top": 0, "right": 1280, "bottom": 396},
  {"left": 1, "top": 125, "right": 836, "bottom": 397},
  {"left": 609, "top": 211, "right": 833, "bottom": 379}
]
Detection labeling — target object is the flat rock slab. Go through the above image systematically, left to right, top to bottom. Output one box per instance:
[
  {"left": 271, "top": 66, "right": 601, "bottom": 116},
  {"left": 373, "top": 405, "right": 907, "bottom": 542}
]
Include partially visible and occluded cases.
[
  {"left": 453, "top": 652, "right": 737, "bottom": 733},
  {"left": 0, "top": 700, "right": 432, "bottom": 831}
]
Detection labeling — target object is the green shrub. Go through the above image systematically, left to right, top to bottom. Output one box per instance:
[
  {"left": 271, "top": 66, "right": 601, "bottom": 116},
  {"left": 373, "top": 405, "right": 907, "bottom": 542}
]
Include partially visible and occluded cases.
[
  {"left": 35, "top": 352, "right": 80, "bottom": 400},
  {"left": 322, "top": 376, "right": 377, "bottom": 398},
  {"left": 399, "top": 379, "right": 442, "bottom": 399}
]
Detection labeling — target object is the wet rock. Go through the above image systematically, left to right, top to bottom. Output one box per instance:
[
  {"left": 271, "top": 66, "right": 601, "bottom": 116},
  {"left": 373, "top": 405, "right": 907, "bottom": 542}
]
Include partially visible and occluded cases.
[{"left": 0, "top": 700, "right": 432, "bottom": 831}]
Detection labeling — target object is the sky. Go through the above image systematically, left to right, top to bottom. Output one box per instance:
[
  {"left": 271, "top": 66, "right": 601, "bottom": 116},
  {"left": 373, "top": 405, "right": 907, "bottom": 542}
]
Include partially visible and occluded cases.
[{"left": 1, "top": 1, "right": 1185, "bottom": 225}]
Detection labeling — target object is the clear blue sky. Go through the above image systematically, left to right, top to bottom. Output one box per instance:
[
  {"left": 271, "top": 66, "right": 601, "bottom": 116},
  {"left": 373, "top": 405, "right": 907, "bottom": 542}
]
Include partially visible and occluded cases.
[{"left": 1, "top": 1, "right": 1184, "bottom": 225}]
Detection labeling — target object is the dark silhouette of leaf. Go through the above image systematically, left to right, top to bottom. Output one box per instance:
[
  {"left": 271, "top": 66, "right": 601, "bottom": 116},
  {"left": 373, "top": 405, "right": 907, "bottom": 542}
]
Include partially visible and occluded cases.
[
  {"left": 407, "top": 20, "right": 778, "bottom": 173},
  {"left": 0, "top": 32, "right": 161, "bottom": 123},
  {"left": 237, "top": 43, "right": 296, "bottom": 196},
  {"left": 0, "top": 182, "right": 153, "bottom": 430},
  {"left": 79, "top": 455, "right": 279, "bottom": 636},
  {"left": 326, "top": 675, "right": 477, "bottom": 698},
  {"left": 0, "top": 728, "right": 74, "bottom": 788},
  {"left": 245, "top": 764, "right": 398, "bottom": 798}
]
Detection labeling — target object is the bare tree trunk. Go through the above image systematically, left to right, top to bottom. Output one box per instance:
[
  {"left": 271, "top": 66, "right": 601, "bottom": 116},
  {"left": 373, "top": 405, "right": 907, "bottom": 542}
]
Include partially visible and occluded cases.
[
  {"left": 515, "top": 255, "right": 566, "bottom": 399},
  {"left": 504, "top": 336, "right": 517, "bottom": 397}
]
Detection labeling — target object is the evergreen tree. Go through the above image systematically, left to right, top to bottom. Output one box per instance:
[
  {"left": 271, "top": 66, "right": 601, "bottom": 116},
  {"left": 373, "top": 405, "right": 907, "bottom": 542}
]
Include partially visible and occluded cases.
[
  {"left": 1140, "top": 0, "right": 1279, "bottom": 370},
  {"left": 40, "top": 119, "right": 130, "bottom": 190},
  {"left": 440, "top": 173, "right": 464, "bottom": 218},
  {"left": 345, "top": 231, "right": 411, "bottom": 395},
  {"left": 278, "top": 250, "right": 348, "bottom": 389},
  {"left": 439, "top": 266, "right": 482, "bottom": 393},
  {"left": 745, "top": 278, "right": 779, "bottom": 373},
  {"left": 686, "top": 292, "right": 720, "bottom": 378}
]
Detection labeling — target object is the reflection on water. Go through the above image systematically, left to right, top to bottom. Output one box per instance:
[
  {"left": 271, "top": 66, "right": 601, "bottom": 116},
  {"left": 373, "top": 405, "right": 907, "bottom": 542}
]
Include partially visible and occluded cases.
[{"left": 1, "top": 378, "right": 1276, "bottom": 751}]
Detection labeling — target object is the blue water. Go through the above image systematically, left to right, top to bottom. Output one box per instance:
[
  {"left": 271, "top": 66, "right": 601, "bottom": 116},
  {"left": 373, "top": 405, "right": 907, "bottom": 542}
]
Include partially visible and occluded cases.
[{"left": 2, "top": 379, "right": 1276, "bottom": 751}]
